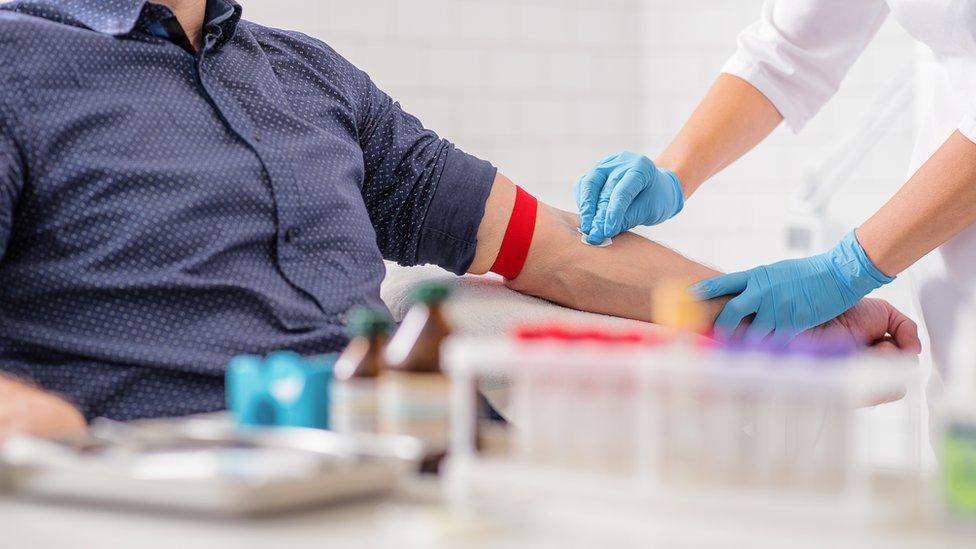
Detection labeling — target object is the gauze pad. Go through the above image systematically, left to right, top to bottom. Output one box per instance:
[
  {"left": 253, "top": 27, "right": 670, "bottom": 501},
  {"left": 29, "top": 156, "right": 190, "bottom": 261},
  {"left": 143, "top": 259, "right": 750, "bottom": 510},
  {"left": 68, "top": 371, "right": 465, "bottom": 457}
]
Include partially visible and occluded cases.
[{"left": 578, "top": 227, "right": 612, "bottom": 248}]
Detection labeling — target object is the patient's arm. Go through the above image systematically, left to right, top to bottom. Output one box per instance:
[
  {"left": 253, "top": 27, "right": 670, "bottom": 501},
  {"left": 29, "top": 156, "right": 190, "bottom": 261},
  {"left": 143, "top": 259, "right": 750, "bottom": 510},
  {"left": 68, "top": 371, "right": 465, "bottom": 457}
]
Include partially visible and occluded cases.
[
  {"left": 468, "top": 173, "right": 920, "bottom": 351},
  {"left": 469, "top": 173, "right": 724, "bottom": 323}
]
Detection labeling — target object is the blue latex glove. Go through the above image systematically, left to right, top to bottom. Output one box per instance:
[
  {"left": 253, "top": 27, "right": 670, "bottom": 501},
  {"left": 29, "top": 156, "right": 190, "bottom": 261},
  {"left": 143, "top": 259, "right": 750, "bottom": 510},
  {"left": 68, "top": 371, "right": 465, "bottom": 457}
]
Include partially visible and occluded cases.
[
  {"left": 574, "top": 151, "right": 684, "bottom": 245},
  {"left": 690, "top": 230, "right": 895, "bottom": 341}
]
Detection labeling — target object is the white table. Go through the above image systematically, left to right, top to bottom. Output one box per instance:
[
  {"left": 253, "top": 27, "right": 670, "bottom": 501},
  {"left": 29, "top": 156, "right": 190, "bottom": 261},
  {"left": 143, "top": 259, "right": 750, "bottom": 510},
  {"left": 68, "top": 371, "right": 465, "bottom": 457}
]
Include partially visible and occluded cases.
[
  {"left": 3, "top": 476, "right": 973, "bottom": 549},
  {"left": 1, "top": 478, "right": 441, "bottom": 549}
]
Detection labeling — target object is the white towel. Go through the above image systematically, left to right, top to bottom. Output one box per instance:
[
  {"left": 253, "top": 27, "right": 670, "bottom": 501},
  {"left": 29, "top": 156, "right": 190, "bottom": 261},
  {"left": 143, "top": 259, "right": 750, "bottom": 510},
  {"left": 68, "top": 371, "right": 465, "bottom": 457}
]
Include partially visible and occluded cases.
[
  {"left": 380, "top": 262, "right": 662, "bottom": 418},
  {"left": 380, "top": 262, "right": 655, "bottom": 335}
]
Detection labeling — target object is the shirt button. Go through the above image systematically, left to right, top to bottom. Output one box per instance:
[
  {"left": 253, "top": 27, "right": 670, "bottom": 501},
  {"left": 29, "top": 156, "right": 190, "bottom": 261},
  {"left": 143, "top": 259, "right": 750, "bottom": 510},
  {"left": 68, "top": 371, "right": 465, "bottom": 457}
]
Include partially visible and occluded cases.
[
  {"left": 284, "top": 227, "right": 300, "bottom": 243},
  {"left": 337, "top": 312, "right": 348, "bottom": 326}
]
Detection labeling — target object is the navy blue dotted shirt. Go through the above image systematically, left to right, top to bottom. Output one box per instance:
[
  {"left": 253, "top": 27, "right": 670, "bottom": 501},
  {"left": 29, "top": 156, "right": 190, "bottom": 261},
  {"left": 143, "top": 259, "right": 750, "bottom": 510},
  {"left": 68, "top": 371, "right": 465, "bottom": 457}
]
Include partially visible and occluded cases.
[{"left": 0, "top": 0, "right": 497, "bottom": 421}]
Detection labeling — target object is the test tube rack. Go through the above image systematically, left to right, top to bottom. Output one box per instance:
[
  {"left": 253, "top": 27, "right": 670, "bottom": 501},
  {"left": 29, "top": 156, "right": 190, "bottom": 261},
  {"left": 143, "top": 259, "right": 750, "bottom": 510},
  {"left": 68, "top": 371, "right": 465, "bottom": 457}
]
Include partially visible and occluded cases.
[{"left": 443, "top": 333, "right": 925, "bottom": 529}]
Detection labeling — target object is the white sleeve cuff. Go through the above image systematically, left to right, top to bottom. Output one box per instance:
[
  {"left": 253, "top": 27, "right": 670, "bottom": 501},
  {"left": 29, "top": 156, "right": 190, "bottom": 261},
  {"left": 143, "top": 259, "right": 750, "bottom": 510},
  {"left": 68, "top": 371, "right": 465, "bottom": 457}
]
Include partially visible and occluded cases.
[{"left": 958, "top": 111, "right": 976, "bottom": 144}]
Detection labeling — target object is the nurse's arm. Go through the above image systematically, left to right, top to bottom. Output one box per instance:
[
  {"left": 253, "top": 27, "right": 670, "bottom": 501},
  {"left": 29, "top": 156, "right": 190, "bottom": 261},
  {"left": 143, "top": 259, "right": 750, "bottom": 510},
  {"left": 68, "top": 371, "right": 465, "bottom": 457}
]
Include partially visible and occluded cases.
[
  {"left": 654, "top": 1, "right": 888, "bottom": 198},
  {"left": 655, "top": 74, "right": 783, "bottom": 197},
  {"left": 857, "top": 131, "right": 976, "bottom": 276},
  {"left": 469, "top": 173, "right": 920, "bottom": 351}
]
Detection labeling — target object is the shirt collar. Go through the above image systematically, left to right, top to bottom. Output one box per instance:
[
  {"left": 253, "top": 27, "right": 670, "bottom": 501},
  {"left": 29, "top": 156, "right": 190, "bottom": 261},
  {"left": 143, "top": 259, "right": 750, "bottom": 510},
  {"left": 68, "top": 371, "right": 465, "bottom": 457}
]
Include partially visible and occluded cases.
[{"left": 7, "top": 0, "right": 241, "bottom": 38}]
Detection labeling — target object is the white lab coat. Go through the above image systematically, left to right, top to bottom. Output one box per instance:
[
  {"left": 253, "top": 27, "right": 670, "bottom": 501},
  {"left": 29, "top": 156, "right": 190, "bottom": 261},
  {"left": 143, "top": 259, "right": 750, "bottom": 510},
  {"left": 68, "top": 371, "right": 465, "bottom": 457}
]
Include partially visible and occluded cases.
[{"left": 723, "top": 0, "right": 976, "bottom": 385}]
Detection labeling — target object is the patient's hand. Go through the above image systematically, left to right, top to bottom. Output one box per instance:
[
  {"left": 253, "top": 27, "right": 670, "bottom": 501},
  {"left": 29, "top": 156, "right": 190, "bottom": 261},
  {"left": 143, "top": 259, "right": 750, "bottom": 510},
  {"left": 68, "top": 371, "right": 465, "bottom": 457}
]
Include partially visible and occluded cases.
[
  {"left": 806, "top": 298, "right": 921, "bottom": 354},
  {"left": 811, "top": 299, "right": 920, "bottom": 405},
  {"left": 0, "top": 376, "right": 86, "bottom": 443}
]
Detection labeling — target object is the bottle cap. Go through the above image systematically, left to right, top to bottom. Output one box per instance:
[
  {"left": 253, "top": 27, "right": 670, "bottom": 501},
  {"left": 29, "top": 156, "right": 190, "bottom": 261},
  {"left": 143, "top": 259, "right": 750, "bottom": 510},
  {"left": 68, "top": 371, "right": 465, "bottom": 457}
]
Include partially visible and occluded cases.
[
  {"left": 409, "top": 281, "right": 454, "bottom": 304},
  {"left": 346, "top": 306, "right": 394, "bottom": 337}
]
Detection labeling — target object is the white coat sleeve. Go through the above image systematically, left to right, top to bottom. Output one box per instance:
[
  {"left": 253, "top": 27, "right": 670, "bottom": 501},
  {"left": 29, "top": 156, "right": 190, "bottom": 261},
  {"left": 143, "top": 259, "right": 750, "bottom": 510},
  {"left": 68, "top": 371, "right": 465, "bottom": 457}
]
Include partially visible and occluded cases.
[
  {"left": 722, "top": 0, "right": 889, "bottom": 133},
  {"left": 958, "top": 105, "right": 976, "bottom": 144}
]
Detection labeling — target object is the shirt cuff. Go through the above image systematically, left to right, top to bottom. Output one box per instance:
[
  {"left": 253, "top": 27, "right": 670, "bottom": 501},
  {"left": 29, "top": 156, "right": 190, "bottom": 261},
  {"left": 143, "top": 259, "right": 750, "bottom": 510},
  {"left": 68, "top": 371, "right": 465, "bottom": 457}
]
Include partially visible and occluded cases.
[
  {"left": 721, "top": 54, "right": 809, "bottom": 134},
  {"left": 416, "top": 147, "right": 497, "bottom": 275}
]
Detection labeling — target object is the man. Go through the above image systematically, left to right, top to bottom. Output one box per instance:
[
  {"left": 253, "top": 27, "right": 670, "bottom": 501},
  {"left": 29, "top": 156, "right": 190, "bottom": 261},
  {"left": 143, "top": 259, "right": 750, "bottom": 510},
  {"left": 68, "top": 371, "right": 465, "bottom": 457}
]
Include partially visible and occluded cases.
[{"left": 0, "top": 0, "right": 920, "bottom": 440}]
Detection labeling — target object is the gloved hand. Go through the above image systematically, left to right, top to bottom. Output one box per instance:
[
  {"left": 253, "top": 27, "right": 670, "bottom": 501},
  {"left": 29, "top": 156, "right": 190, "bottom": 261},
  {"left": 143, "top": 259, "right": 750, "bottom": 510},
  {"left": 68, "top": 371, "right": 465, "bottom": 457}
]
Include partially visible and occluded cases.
[
  {"left": 574, "top": 151, "right": 684, "bottom": 245},
  {"left": 689, "top": 230, "right": 895, "bottom": 341}
]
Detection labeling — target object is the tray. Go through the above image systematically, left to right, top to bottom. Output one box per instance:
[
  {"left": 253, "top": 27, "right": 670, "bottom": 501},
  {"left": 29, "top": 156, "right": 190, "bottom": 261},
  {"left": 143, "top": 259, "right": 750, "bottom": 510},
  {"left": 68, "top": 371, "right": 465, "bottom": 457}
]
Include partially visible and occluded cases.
[{"left": 0, "top": 416, "right": 426, "bottom": 516}]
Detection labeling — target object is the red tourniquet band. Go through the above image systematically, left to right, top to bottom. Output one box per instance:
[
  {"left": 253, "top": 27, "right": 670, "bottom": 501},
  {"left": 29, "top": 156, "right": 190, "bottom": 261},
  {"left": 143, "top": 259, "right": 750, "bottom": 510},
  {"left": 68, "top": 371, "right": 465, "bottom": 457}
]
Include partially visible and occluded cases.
[{"left": 489, "top": 185, "right": 538, "bottom": 280}]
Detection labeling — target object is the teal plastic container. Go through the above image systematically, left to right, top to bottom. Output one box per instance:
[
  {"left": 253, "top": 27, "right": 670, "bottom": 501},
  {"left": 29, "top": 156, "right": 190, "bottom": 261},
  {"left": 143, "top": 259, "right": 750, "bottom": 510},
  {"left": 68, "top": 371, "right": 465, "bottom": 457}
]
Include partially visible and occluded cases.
[{"left": 227, "top": 352, "right": 336, "bottom": 429}]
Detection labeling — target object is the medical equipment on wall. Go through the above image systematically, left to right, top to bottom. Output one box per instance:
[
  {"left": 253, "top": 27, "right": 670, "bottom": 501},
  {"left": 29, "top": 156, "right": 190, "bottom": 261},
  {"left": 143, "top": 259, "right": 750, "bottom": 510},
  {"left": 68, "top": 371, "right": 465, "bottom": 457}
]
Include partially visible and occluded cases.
[
  {"left": 788, "top": 67, "right": 915, "bottom": 254},
  {"left": 442, "top": 326, "right": 925, "bottom": 528}
]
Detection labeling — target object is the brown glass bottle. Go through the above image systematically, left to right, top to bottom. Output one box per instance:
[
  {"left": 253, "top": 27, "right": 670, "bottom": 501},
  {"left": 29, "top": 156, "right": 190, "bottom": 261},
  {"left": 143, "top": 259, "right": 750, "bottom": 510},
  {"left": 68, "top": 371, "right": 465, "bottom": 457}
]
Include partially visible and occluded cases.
[
  {"left": 379, "top": 282, "right": 454, "bottom": 450},
  {"left": 383, "top": 282, "right": 453, "bottom": 373},
  {"left": 330, "top": 306, "right": 392, "bottom": 433},
  {"left": 335, "top": 306, "right": 391, "bottom": 380}
]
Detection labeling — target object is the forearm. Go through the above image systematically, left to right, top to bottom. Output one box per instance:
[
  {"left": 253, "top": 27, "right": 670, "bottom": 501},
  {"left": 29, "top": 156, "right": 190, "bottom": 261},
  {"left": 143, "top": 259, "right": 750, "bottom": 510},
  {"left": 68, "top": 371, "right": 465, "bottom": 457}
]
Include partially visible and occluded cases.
[
  {"left": 655, "top": 74, "right": 782, "bottom": 197},
  {"left": 857, "top": 131, "right": 976, "bottom": 276},
  {"left": 469, "top": 173, "right": 723, "bottom": 322},
  {"left": 469, "top": 174, "right": 918, "bottom": 350},
  {"left": 506, "top": 203, "right": 723, "bottom": 324},
  {"left": 503, "top": 206, "right": 919, "bottom": 351}
]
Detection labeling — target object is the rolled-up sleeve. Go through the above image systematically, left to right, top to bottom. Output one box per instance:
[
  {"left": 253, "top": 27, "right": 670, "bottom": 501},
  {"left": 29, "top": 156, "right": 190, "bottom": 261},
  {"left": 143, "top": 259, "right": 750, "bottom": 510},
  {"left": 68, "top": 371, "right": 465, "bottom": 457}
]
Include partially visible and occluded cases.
[
  {"left": 722, "top": 0, "right": 889, "bottom": 133},
  {"left": 352, "top": 70, "right": 496, "bottom": 275}
]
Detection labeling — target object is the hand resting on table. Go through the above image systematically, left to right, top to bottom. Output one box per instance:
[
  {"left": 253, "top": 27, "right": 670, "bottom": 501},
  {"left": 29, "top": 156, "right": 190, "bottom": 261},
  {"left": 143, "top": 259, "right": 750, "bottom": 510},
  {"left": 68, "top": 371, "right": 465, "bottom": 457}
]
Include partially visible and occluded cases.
[{"left": 0, "top": 375, "right": 86, "bottom": 444}]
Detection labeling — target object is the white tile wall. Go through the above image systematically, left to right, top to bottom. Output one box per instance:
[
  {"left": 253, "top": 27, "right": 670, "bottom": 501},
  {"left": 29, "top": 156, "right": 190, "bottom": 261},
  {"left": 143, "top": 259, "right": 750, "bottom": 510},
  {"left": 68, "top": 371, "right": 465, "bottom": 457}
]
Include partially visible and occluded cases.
[
  {"left": 241, "top": 0, "right": 645, "bottom": 216},
  {"left": 242, "top": 0, "right": 918, "bottom": 311}
]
